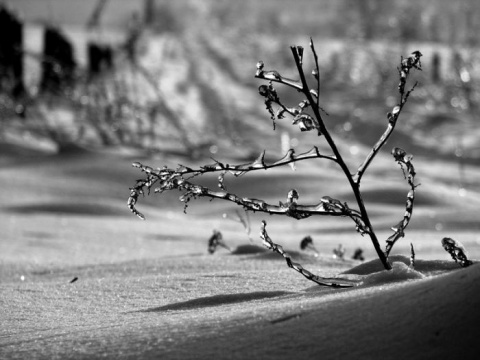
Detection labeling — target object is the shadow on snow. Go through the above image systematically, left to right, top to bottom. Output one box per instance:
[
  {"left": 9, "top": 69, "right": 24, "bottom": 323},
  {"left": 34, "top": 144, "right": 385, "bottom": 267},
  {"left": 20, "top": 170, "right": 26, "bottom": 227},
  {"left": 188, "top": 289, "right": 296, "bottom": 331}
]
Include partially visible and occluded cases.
[{"left": 139, "top": 291, "right": 293, "bottom": 312}]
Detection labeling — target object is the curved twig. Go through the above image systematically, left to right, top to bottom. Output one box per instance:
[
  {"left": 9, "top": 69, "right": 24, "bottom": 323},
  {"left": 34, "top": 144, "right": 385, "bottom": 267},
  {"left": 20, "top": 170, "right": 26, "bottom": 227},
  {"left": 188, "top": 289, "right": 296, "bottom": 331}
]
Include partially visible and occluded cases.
[
  {"left": 309, "top": 38, "right": 321, "bottom": 108},
  {"left": 127, "top": 41, "right": 423, "bottom": 274},
  {"left": 354, "top": 52, "right": 422, "bottom": 184},
  {"left": 255, "top": 63, "right": 303, "bottom": 91},
  {"left": 133, "top": 146, "right": 336, "bottom": 179},
  {"left": 385, "top": 147, "right": 418, "bottom": 257},
  {"left": 128, "top": 166, "right": 365, "bottom": 223},
  {"left": 260, "top": 221, "right": 357, "bottom": 288}
]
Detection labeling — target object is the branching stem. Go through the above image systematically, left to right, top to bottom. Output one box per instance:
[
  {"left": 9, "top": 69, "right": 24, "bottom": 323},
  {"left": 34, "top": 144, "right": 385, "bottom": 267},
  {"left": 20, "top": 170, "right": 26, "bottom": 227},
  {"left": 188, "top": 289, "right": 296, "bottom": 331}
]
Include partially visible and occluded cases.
[
  {"left": 128, "top": 41, "right": 423, "bottom": 280},
  {"left": 290, "top": 44, "right": 392, "bottom": 270},
  {"left": 354, "top": 82, "right": 418, "bottom": 184},
  {"left": 261, "top": 221, "right": 357, "bottom": 288}
]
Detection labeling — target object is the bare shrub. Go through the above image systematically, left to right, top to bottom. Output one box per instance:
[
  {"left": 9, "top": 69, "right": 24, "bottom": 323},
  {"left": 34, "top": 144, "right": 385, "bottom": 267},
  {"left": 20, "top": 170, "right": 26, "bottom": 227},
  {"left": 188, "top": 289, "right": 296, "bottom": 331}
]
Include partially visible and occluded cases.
[{"left": 128, "top": 39, "right": 423, "bottom": 286}]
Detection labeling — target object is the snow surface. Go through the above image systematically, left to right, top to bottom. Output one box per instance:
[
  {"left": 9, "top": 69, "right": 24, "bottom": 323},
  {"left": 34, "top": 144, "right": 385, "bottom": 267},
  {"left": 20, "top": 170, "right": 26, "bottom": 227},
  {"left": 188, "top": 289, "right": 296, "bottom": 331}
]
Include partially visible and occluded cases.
[
  {"left": 1, "top": 7, "right": 480, "bottom": 356},
  {"left": 1, "top": 145, "right": 480, "bottom": 359}
]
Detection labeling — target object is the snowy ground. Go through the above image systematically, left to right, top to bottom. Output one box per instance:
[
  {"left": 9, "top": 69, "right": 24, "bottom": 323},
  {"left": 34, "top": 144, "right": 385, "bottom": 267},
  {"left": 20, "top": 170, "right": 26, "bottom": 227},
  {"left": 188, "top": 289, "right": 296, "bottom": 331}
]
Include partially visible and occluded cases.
[
  {"left": 1, "top": 2, "right": 480, "bottom": 357},
  {"left": 1, "top": 141, "right": 479, "bottom": 359}
]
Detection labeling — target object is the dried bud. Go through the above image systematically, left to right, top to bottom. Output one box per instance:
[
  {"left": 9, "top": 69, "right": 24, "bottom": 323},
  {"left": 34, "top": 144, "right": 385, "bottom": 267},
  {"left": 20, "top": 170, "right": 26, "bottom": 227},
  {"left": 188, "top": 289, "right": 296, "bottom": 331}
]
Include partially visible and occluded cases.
[
  {"left": 296, "top": 46, "right": 304, "bottom": 64},
  {"left": 256, "top": 61, "right": 264, "bottom": 70},
  {"left": 312, "top": 69, "right": 319, "bottom": 79},
  {"left": 258, "top": 85, "right": 269, "bottom": 97},
  {"left": 299, "top": 100, "right": 308, "bottom": 109},
  {"left": 276, "top": 108, "right": 286, "bottom": 119},
  {"left": 387, "top": 112, "right": 394, "bottom": 123},
  {"left": 293, "top": 114, "right": 316, "bottom": 132},
  {"left": 299, "top": 119, "right": 313, "bottom": 132},
  {"left": 391, "top": 147, "right": 407, "bottom": 161},
  {"left": 287, "top": 189, "right": 299, "bottom": 204},
  {"left": 208, "top": 230, "right": 231, "bottom": 254},
  {"left": 300, "top": 235, "right": 313, "bottom": 250},
  {"left": 300, "top": 236, "right": 319, "bottom": 257},
  {"left": 441, "top": 237, "right": 472, "bottom": 267},
  {"left": 352, "top": 248, "right": 364, "bottom": 261}
]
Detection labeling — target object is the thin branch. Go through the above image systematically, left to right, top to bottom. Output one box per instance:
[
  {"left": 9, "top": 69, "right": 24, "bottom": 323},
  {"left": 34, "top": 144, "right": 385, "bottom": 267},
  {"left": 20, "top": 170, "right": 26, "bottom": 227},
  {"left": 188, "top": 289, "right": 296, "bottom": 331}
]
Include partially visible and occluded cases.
[
  {"left": 309, "top": 38, "right": 321, "bottom": 108},
  {"left": 128, "top": 41, "right": 423, "bottom": 274},
  {"left": 290, "top": 43, "right": 391, "bottom": 270},
  {"left": 354, "top": 52, "right": 422, "bottom": 184},
  {"left": 255, "top": 61, "right": 303, "bottom": 91},
  {"left": 354, "top": 83, "right": 418, "bottom": 184},
  {"left": 354, "top": 109, "right": 398, "bottom": 184},
  {"left": 134, "top": 147, "right": 336, "bottom": 179},
  {"left": 384, "top": 148, "right": 418, "bottom": 257},
  {"left": 128, "top": 163, "right": 367, "bottom": 231},
  {"left": 261, "top": 221, "right": 358, "bottom": 287},
  {"left": 409, "top": 243, "right": 415, "bottom": 268}
]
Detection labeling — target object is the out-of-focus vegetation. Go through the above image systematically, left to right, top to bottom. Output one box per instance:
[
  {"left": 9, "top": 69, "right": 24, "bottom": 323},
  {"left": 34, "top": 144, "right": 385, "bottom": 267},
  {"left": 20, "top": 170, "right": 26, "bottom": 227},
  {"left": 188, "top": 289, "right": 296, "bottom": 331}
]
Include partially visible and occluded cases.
[{"left": 1, "top": 0, "right": 479, "bottom": 159}]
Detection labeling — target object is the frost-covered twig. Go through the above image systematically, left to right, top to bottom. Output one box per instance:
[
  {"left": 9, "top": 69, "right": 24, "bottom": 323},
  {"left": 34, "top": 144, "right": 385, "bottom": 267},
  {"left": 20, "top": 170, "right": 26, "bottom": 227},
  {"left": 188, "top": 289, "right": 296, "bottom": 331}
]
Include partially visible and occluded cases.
[
  {"left": 128, "top": 40, "right": 423, "bottom": 282},
  {"left": 259, "top": 46, "right": 421, "bottom": 269},
  {"left": 354, "top": 51, "right": 422, "bottom": 184},
  {"left": 131, "top": 146, "right": 334, "bottom": 182},
  {"left": 385, "top": 147, "right": 418, "bottom": 257},
  {"left": 127, "top": 165, "right": 365, "bottom": 222},
  {"left": 260, "top": 221, "right": 356, "bottom": 288},
  {"left": 441, "top": 237, "right": 473, "bottom": 267},
  {"left": 409, "top": 243, "right": 415, "bottom": 269}
]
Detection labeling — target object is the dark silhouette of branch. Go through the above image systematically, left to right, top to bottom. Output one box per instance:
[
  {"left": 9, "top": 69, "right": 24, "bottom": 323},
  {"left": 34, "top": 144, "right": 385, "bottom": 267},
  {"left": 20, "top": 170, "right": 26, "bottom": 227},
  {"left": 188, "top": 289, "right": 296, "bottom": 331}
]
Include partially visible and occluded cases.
[
  {"left": 128, "top": 39, "right": 423, "bottom": 284},
  {"left": 261, "top": 221, "right": 357, "bottom": 287}
]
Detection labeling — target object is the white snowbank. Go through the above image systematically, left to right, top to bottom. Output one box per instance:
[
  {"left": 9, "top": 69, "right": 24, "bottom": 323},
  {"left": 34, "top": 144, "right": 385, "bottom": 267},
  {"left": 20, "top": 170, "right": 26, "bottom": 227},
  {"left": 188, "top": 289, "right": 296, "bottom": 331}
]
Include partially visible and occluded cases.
[
  {"left": 361, "top": 261, "right": 425, "bottom": 285},
  {"left": 161, "top": 262, "right": 480, "bottom": 359}
]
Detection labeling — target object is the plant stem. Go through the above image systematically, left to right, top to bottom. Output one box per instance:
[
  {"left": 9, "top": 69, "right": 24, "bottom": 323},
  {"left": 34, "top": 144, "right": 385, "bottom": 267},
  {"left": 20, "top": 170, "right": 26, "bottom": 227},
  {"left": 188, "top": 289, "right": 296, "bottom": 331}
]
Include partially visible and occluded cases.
[{"left": 290, "top": 47, "right": 392, "bottom": 270}]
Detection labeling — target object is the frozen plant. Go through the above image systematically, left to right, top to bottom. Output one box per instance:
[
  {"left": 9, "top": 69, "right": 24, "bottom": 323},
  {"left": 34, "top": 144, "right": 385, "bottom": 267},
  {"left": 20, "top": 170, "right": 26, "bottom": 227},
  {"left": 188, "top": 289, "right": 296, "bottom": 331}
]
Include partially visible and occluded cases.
[
  {"left": 128, "top": 39, "right": 422, "bottom": 286},
  {"left": 261, "top": 221, "right": 355, "bottom": 287},
  {"left": 207, "top": 230, "right": 231, "bottom": 254},
  {"left": 300, "top": 235, "right": 319, "bottom": 257},
  {"left": 441, "top": 237, "right": 472, "bottom": 267},
  {"left": 409, "top": 243, "right": 416, "bottom": 269},
  {"left": 333, "top": 244, "right": 346, "bottom": 260},
  {"left": 352, "top": 248, "right": 364, "bottom": 261}
]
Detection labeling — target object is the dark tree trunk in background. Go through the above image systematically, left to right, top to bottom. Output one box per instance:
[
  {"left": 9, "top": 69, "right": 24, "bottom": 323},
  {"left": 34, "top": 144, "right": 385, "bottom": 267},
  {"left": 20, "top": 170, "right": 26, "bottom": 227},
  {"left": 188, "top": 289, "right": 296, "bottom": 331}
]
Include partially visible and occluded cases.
[
  {"left": 144, "top": 0, "right": 156, "bottom": 27},
  {"left": 0, "top": 6, "right": 24, "bottom": 98},
  {"left": 125, "top": 13, "right": 142, "bottom": 65},
  {"left": 41, "top": 26, "right": 76, "bottom": 93},
  {"left": 87, "top": 42, "right": 113, "bottom": 78},
  {"left": 431, "top": 53, "right": 441, "bottom": 83}
]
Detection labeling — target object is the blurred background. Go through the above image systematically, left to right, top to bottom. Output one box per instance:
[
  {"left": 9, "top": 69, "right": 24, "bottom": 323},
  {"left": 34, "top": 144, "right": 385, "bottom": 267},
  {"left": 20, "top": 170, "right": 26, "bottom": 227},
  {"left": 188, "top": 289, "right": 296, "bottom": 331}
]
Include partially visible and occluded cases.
[
  {"left": 1, "top": 0, "right": 480, "bottom": 268},
  {"left": 1, "top": 0, "right": 479, "bottom": 157}
]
